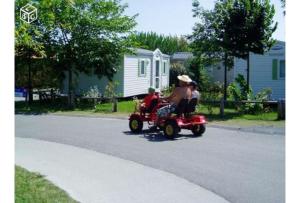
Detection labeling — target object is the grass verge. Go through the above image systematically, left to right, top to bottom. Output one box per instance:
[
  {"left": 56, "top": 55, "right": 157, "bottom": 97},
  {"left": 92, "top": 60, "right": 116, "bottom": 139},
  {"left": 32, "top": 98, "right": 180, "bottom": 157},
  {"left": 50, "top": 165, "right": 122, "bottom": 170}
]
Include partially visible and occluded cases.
[
  {"left": 15, "top": 100, "right": 285, "bottom": 127},
  {"left": 15, "top": 166, "right": 77, "bottom": 203}
]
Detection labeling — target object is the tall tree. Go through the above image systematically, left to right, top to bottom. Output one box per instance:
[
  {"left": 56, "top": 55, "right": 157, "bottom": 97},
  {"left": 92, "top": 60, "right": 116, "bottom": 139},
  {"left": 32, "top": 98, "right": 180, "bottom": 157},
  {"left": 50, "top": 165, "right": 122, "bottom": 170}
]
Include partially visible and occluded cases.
[
  {"left": 15, "top": 0, "right": 137, "bottom": 107},
  {"left": 15, "top": 0, "right": 46, "bottom": 104},
  {"left": 213, "top": 0, "right": 277, "bottom": 91},
  {"left": 189, "top": 1, "right": 232, "bottom": 100},
  {"left": 130, "top": 32, "right": 190, "bottom": 55}
]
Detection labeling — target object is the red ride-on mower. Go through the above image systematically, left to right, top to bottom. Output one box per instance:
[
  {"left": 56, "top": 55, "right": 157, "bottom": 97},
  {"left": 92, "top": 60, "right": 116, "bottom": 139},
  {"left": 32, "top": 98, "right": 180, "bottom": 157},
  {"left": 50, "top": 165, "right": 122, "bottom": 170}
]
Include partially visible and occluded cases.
[{"left": 129, "top": 97, "right": 207, "bottom": 139}]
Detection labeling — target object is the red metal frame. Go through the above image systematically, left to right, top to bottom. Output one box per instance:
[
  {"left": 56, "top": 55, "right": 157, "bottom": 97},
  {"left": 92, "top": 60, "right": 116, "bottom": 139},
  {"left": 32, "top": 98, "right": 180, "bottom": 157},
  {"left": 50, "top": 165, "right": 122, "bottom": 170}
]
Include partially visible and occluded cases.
[{"left": 129, "top": 96, "right": 207, "bottom": 130}]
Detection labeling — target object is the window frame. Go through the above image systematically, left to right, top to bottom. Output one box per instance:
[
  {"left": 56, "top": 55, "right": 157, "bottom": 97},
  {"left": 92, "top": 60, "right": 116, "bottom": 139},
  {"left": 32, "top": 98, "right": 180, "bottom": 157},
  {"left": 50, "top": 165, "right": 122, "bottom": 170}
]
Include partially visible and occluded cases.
[
  {"left": 138, "top": 59, "right": 147, "bottom": 77},
  {"left": 162, "top": 60, "right": 167, "bottom": 75},
  {"left": 279, "top": 60, "right": 285, "bottom": 79}
]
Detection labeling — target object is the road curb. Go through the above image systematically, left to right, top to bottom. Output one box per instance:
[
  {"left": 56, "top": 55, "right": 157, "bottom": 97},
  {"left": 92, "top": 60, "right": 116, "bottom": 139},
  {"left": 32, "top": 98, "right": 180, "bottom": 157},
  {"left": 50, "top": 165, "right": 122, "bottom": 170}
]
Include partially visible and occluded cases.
[{"left": 208, "top": 124, "right": 285, "bottom": 135}]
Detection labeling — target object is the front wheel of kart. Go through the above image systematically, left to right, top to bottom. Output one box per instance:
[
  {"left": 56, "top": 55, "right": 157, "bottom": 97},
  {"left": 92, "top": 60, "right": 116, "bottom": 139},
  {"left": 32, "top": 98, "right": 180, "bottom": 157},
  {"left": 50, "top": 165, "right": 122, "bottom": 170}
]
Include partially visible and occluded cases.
[
  {"left": 129, "top": 118, "right": 143, "bottom": 133},
  {"left": 163, "top": 120, "right": 179, "bottom": 139},
  {"left": 191, "top": 124, "right": 205, "bottom": 136}
]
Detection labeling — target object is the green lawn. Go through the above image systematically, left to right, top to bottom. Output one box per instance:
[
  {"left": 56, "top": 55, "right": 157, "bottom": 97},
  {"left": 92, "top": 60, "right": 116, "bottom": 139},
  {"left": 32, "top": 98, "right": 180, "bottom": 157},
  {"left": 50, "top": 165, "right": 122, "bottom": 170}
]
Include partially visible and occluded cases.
[
  {"left": 15, "top": 100, "right": 284, "bottom": 127},
  {"left": 15, "top": 100, "right": 135, "bottom": 115},
  {"left": 15, "top": 166, "right": 77, "bottom": 203}
]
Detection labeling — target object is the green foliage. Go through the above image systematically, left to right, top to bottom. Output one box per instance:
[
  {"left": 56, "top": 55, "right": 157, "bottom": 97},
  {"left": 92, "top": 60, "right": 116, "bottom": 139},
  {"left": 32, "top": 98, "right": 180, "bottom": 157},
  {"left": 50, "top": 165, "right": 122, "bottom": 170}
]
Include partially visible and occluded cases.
[
  {"left": 15, "top": 0, "right": 137, "bottom": 105},
  {"left": 190, "top": 0, "right": 277, "bottom": 93},
  {"left": 213, "top": 0, "right": 277, "bottom": 58},
  {"left": 189, "top": 1, "right": 234, "bottom": 100},
  {"left": 189, "top": 4, "right": 224, "bottom": 67},
  {"left": 130, "top": 32, "right": 190, "bottom": 55},
  {"left": 185, "top": 58, "right": 213, "bottom": 92},
  {"left": 15, "top": 59, "right": 61, "bottom": 88},
  {"left": 169, "top": 63, "right": 187, "bottom": 86},
  {"left": 227, "top": 74, "right": 272, "bottom": 114},
  {"left": 104, "top": 81, "right": 120, "bottom": 99},
  {"left": 200, "top": 81, "right": 223, "bottom": 115},
  {"left": 162, "top": 84, "right": 176, "bottom": 97},
  {"left": 84, "top": 86, "right": 101, "bottom": 98},
  {"left": 16, "top": 166, "right": 77, "bottom": 203}
]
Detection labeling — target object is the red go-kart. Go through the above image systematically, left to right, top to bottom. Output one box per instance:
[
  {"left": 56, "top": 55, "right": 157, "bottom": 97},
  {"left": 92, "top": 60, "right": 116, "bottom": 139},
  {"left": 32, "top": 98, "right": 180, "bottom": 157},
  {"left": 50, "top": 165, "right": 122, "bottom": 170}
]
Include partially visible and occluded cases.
[{"left": 129, "top": 95, "right": 207, "bottom": 139}]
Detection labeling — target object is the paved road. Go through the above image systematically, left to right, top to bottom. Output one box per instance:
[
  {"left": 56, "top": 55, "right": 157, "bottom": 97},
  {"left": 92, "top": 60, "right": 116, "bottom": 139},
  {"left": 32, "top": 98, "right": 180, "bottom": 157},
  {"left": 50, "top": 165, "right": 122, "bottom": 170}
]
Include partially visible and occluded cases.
[{"left": 15, "top": 115, "right": 285, "bottom": 203}]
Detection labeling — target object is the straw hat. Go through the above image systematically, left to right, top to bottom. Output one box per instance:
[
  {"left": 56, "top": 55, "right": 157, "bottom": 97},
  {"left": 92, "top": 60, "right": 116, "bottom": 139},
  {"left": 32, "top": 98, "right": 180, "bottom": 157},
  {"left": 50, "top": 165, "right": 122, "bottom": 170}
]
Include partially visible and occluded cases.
[{"left": 177, "top": 75, "right": 192, "bottom": 83}]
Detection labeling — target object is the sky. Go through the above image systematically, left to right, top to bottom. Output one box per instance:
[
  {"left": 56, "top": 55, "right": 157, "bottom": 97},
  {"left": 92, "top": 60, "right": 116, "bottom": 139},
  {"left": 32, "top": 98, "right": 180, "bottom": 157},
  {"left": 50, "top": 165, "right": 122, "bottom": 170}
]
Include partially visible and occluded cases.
[{"left": 123, "top": 0, "right": 285, "bottom": 41}]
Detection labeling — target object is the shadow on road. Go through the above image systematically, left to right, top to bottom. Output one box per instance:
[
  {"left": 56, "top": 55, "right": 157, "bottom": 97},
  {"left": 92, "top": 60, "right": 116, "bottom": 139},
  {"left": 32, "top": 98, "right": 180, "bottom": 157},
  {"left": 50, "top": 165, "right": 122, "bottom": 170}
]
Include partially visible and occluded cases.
[{"left": 123, "top": 129, "right": 200, "bottom": 142}]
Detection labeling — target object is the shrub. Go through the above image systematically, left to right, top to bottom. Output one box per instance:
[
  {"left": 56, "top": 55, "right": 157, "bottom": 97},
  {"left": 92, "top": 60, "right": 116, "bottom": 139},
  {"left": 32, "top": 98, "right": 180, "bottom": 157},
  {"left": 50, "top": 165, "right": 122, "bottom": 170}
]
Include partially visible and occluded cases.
[
  {"left": 227, "top": 74, "right": 272, "bottom": 114},
  {"left": 104, "top": 81, "right": 120, "bottom": 112},
  {"left": 161, "top": 84, "right": 175, "bottom": 97},
  {"left": 84, "top": 86, "right": 101, "bottom": 98}
]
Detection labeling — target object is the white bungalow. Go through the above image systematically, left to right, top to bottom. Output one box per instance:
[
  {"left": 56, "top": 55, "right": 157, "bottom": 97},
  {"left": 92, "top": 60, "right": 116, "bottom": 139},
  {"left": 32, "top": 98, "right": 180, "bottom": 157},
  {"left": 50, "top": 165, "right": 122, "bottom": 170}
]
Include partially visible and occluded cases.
[
  {"left": 207, "top": 41, "right": 285, "bottom": 100},
  {"left": 62, "top": 48, "right": 170, "bottom": 97}
]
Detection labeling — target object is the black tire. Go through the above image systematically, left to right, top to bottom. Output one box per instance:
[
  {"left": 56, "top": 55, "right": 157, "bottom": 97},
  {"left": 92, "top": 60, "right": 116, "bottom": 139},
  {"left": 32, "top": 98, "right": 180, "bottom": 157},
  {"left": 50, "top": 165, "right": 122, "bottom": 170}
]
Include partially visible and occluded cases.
[
  {"left": 129, "top": 118, "right": 143, "bottom": 133},
  {"left": 163, "top": 120, "right": 179, "bottom": 139},
  {"left": 191, "top": 124, "right": 205, "bottom": 136}
]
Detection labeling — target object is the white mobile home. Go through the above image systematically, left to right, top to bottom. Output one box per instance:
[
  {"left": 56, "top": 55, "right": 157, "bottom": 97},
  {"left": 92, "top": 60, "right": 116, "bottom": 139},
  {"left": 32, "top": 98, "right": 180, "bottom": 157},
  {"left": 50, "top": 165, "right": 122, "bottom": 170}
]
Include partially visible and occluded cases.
[
  {"left": 207, "top": 41, "right": 285, "bottom": 100},
  {"left": 233, "top": 41, "right": 285, "bottom": 100},
  {"left": 62, "top": 48, "right": 170, "bottom": 97}
]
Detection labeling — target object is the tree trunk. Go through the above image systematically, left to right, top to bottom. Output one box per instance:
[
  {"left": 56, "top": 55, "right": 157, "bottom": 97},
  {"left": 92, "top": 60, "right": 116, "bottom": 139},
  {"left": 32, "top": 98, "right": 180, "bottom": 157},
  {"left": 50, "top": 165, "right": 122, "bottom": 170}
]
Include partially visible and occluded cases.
[
  {"left": 246, "top": 52, "right": 250, "bottom": 92},
  {"left": 224, "top": 53, "right": 228, "bottom": 101},
  {"left": 27, "top": 59, "right": 33, "bottom": 105},
  {"left": 68, "top": 68, "right": 75, "bottom": 108},
  {"left": 112, "top": 97, "right": 118, "bottom": 112}
]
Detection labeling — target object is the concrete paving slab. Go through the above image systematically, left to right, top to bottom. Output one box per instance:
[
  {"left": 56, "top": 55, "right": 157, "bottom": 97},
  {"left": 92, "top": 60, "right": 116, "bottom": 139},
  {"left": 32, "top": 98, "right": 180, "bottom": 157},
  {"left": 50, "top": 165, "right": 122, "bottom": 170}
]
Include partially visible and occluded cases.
[{"left": 16, "top": 137, "right": 229, "bottom": 203}]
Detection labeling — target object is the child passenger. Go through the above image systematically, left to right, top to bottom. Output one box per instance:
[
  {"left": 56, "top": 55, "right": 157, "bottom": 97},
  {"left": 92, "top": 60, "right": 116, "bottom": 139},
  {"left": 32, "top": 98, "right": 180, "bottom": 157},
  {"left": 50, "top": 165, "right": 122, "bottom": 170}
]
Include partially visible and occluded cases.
[
  {"left": 189, "top": 81, "right": 200, "bottom": 101},
  {"left": 140, "top": 87, "right": 158, "bottom": 110}
]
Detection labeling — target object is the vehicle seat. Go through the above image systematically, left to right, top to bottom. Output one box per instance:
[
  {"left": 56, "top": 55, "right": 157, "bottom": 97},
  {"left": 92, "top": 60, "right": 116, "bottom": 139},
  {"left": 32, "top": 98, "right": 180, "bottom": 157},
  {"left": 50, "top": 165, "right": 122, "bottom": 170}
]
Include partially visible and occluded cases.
[
  {"left": 144, "top": 98, "right": 158, "bottom": 113},
  {"left": 186, "top": 98, "right": 198, "bottom": 114},
  {"left": 175, "top": 99, "right": 189, "bottom": 117}
]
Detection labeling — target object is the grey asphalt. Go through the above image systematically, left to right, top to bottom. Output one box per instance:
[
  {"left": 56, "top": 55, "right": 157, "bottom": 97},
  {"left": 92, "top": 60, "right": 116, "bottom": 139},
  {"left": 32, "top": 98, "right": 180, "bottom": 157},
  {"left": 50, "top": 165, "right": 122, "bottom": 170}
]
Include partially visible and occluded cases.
[{"left": 15, "top": 115, "right": 285, "bottom": 203}]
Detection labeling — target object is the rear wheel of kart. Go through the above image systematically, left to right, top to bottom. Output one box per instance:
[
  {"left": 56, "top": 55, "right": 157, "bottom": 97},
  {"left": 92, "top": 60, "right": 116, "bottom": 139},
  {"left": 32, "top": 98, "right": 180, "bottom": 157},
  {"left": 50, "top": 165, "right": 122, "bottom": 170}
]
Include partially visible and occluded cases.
[
  {"left": 129, "top": 118, "right": 143, "bottom": 133},
  {"left": 163, "top": 120, "right": 179, "bottom": 139},
  {"left": 191, "top": 124, "right": 205, "bottom": 136}
]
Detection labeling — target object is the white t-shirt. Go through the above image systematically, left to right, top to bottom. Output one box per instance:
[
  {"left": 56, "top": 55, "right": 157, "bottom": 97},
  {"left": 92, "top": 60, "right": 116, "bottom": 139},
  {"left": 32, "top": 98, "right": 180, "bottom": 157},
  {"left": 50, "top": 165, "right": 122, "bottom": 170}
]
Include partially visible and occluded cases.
[{"left": 191, "top": 90, "right": 200, "bottom": 100}]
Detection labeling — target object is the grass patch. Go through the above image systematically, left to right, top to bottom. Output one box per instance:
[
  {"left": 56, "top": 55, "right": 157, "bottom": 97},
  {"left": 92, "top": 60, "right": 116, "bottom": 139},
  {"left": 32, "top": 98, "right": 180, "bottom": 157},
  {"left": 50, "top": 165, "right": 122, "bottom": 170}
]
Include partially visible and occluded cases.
[
  {"left": 15, "top": 100, "right": 284, "bottom": 127},
  {"left": 15, "top": 100, "right": 135, "bottom": 115},
  {"left": 94, "top": 100, "right": 135, "bottom": 113},
  {"left": 197, "top": 105, "right": 284, "bottom": 127},
  {"left": 15, "top": 166, "right": 77, "bottom": 203}
]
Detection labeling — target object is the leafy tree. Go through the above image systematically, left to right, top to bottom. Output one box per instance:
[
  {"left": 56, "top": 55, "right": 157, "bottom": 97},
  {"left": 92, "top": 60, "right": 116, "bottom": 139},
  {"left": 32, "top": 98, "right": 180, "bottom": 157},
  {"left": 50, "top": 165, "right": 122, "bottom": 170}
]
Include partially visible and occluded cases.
[
  {"left": 15, "top": 0, "right": 137, "bottom": 107},
  {"left": 15, "top": 0, "right": 47, "bottom": 104},
  {"left": 190, "top": 0, "right": 277, "bottom": 97},
  {"left": 213, "top": 0, "right": 277, "bottom": 91},
  {"left": 189, "top": 1, "right": 233, "bottom": 100},
  {"left": 130, "top": 32, "right": 190, "bottom": 55}
]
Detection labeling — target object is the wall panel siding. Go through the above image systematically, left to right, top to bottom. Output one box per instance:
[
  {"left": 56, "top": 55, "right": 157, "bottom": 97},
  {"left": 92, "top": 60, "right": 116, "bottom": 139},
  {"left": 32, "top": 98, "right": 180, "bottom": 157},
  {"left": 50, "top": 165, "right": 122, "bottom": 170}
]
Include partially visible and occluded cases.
[
  {"left": 233, "top": 52, "right": 285, "bottom": 100},
  {"left": 123, "top": 55, "right": 152, "bottom": 97},
  {"left": 62, "top": 65, "right": 124, "bottom": 96}
]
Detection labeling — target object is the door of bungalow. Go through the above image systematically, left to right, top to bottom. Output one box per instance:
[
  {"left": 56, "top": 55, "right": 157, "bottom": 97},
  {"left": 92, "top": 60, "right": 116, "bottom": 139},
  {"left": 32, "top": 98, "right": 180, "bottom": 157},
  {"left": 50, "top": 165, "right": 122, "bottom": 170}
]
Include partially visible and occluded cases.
[{"left": 154, "top": 60, "right": 160, "bottom": 90}]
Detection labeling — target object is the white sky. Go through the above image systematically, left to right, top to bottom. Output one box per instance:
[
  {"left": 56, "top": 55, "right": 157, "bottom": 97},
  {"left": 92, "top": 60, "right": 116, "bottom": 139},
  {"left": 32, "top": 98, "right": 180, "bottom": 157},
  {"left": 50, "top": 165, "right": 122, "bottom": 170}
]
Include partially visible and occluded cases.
[{"left": 123, "top": 0, "right": 285, "bottom": 41}]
